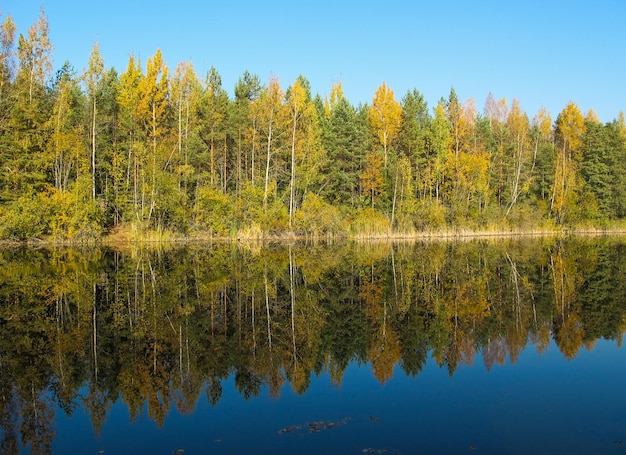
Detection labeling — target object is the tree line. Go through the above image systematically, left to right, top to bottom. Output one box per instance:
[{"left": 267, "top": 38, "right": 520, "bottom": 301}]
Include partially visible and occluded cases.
[
  {"left": 1, "top": 10, "right": 626, "bottom": 241},
  {"left": 1, "top": 238, "right": 625, "bottom": 452}
]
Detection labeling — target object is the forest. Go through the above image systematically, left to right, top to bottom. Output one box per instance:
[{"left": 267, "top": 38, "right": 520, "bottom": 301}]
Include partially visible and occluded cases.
[{"left": 1, "top": 10, "right": 626, "bottom": 242}]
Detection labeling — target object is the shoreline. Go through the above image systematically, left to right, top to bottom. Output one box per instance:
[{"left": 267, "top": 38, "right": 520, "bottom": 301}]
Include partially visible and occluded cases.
[{"left": 2, "top": 227, "right": 626, "bottom": 249}]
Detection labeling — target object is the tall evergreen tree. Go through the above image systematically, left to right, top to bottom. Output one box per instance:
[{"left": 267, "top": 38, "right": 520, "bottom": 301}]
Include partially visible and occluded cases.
[{"left": 319, "top": 96, "right": 368, "bottom": 207}]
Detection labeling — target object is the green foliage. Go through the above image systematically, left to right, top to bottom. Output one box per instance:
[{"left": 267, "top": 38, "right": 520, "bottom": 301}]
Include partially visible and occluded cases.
[
  {"left": 1, "top": 9, "right": 626, "bottom": 240},
  {"left": 319, "top": 97, "right": 368, "bottom": 206},
  {"left": 581, "top": 119, "right": 626, "bottom": 220},
  {"left": 46, "top": 178, "right": 103, "bottom": 240},
  {"left": 233, "top": 182, "right": 265, "bottom": 234},
  {"left": 193, "top": 185, "right": 233, "bottom": 236},
  {"left": 293, "top": 192, "right": 346, "bottom": 237},
  {"left": 0, "top": 193, "right": 48, "bottom": 239},
  {"left": 260, "top": 197, "right": 289, "bottom": 234},
  {"left": 401, "top": 198, "right": 447, "bottom": 231},
  {"left": 505, "top": 200, "right": 552, "bottom": 230}
]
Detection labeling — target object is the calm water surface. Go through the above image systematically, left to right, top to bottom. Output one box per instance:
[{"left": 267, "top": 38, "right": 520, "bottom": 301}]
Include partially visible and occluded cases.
[{"left": 1, "top": 238, "right": 626, "bottom": 454}]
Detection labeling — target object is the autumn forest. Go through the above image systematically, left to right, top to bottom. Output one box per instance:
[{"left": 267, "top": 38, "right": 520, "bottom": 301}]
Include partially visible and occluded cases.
[{"left": 1, "top": 11, "right": 626, "bottom": 242}]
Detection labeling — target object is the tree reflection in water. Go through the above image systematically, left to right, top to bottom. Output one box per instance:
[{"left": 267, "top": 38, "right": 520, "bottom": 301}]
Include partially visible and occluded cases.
[{"left": 0, "top": 237, "right": 625, "bottom": 453}]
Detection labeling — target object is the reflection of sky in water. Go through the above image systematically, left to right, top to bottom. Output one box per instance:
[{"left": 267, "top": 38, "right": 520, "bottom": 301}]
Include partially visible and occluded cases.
[{"left": 53, "top": 338, "right": 626, "bottom": 455}]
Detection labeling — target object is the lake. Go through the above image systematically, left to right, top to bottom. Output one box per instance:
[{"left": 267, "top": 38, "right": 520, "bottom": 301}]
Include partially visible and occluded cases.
[{"left": 1, "top": 237, "right": 626, "bottom": 454}]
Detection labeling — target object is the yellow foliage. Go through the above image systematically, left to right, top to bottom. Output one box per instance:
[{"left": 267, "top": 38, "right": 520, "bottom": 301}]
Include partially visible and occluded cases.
[
  {"left": 323, "top": 81, "right": 343, "bottom": 117},
  {"left": 369, "top": 82, "right": 402, "bottom": 164},
  {"left": 557, "top": 101, "right": 586, "bottom": 158},
  {"left": 533, "top": 106, "right": 552, "bottom": 138},
  {"left": 585, "top": 109, "right": 600, "bottom": 123},
  {"left": 294, "top": 193, "right": 346, "bottom": 236},
  {"left": 351, "top": 207, "right": 391, "bottom": 237},
  {"left": 370, "top": 323, "right": 401, "bottom": 384}
]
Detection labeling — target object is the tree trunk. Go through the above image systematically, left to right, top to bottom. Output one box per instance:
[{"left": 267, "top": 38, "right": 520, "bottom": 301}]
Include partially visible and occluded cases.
[
  {"left": 92, "top": 96, "right": 97, "bottom": 200},
  {"left": 289, "top": 112, "right": 297, "bottom": 228},
  {"left": 263, "top": 113, "right": 273, "bottom": 213}
]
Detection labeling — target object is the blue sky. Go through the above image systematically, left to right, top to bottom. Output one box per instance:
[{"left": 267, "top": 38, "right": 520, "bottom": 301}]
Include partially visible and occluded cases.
[{"left": 3, "top": 0, "right": 625, "bottom": 122}]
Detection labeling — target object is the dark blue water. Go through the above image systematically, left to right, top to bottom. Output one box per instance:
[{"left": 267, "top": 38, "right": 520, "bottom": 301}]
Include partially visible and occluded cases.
[
  {"left": 3, "top": 239, "right": 626, "bottom": 454},
  {"left": 51, "top": 338, "right": 626, "bottom": 455}
]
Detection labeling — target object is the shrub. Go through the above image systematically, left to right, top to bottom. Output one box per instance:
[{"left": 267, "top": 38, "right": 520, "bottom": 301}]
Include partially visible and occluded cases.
[
  {"left": 0, "top": 193, "right": 50, "bottom": 240},
  {"left": 294, "top": 193, "right": 347, "bottom": 237},
  {"left": 350, "top": 207, "right": 391, "bottom": 237}
]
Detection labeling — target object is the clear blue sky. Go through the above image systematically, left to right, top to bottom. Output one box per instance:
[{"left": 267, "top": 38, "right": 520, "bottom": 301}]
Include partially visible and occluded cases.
[{"left": 3, "top": 0, "right": 625, "bottom": 122}]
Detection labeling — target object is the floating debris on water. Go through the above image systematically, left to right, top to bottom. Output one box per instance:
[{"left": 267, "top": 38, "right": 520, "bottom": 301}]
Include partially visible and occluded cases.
[
  {"left": 369, "top": 415, "right": 381, "bottom": 422},
  {"left": 277, "top": 418, "right": 350, "bottom": 435},
  {"left": 306, "top": 418, "right": 350, "bottom": 433},
  {"left": 277, "top": 424, "right": 302, "bottom": 434},
  {"left": 615, "top": 440, "right": 623, "bottom": 446},
  {"left": 469, "top": 445, "right": 478, "bottom": 451},
  {"left": 361, "top": 448, "right": 388, "bottom": 454},
  {"left": 174, "top": 449, "right": 185, "bottom": 455}
]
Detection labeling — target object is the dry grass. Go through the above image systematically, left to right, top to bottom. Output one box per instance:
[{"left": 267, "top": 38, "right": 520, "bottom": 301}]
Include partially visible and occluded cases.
[{"left": 10, "top": 221, "right": 626, "bottom": 250}]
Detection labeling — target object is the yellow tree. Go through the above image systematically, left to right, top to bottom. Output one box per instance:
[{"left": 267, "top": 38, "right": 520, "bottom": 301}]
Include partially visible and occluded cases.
[
  {"left": 16, "top": 8, "right": 52, "bottom": 105},
  {"left": 0, "top": 13, "right": 16, "bottom": 103},
  {"left": 83, "top": 43, "right": 104, "bottom": 201},
  {"left": 137, "top": 49, "right": 169, "bottom": 226},
  {"left": 138, "top": 49, "right": 168, "bottom": 160},
  {"left": 170, "top": 61, "right": 201, "bottom": 185},
  {"left": 171, "top": 62, "right": 200, "bottom": 172},
  {"left": 47, "top": 74, "right": 85, "bottom": 192},
  {"left": 253, "top": 77, "right": 286, "bottom": 212},
  {"left": 286, "top": 77, "right": 321, "bottom": 228},
  {"left": 286, "top": 78, "right": 307, "bottom": 228},
  {"left": 323, "top": 81, "right": 344, "bottom": 118},
  {"left": 369, "top": 82, "right": 402, "bottom": 166},
  {"left": 445, "top": 87, "right": 470, "bottom": 160},
  {"left": 445, "top": 89, "right": 484, "bottom": 218},
  {"left": 484, "top": 91, "right": 508, "bottom": 129},
  {"left": 461, "top": 98, "right": 477, "bottom": 150},
  {"left": 505, "top": 99, "right": 531, "bottom": 215},
  {"left": 552, "top": 102, "right": 585, "bottom": 223},
  {"left": 532, "top": 107, "right": 552, "bottom": 158},
  {"left": 585, "top": 109, "right": 600, "bottom": 123},
  {"left": 550, "top": 245, "right": 584, "bottom": 359}
]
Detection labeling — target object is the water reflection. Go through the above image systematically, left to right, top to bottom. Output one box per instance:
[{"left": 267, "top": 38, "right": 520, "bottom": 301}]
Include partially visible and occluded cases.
[{"left": 0, "top": 237, "right": 625, "bottom": 453}]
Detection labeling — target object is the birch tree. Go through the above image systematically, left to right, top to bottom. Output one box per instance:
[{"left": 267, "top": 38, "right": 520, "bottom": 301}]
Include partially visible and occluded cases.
[
  {"left": 83, "top": 43, "right": 104, "bottom": 200},
  {"left": 253, "top": 77, "right": 286, "bottom": 212},
  {"left": 369, "top": 82, "right": 402, "bottom": 166},
  {"left": 505, "top": 99, "right": 531, "bottom": 215},
  {"left": 552, "top": 102, "right": 585, "bottom": 223}
]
